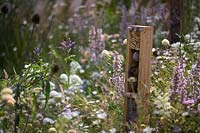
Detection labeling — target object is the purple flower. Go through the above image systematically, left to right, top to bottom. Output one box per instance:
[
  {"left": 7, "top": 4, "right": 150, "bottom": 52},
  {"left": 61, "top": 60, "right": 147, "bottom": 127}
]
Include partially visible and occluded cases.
[
  {"left": 88, "top": 26, "right": 104, "bottom": 62},
  {"left": 59, "top": 38, "right": 74, "bottom": 50},
  {"left": 33, "top": 47, "right": 42, "bottom": 55},
  {"left": 110, "top": 51, "right": 125, "bottom": 96},
  {"left": 190, "top": 58, "right": 200, "bottom": 102},
  {"left": 171, "top": 59, "right": 188, "bottom": 103},
  {"left": 182, "top": 99, "right": 195, "bottom": 105},
  {"left": 196, "top": 104, "right": 200, "bottom": 113}
]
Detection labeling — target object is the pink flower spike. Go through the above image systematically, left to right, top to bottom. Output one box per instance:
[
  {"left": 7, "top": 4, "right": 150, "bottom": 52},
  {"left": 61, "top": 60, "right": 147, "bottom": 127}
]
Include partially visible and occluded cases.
[{"left": 182, "top": 99, "right": 195, "bottom": 105}]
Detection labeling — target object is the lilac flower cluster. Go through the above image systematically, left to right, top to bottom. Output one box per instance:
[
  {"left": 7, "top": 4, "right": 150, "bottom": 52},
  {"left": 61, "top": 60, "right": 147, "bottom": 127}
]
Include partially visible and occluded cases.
[
  {"left": 88, "top": 26, "right": 104, "bottom": 62},
  {"left": 59, "top": 38, "right": 74, "bottom": 51},
  {"left": 33, "top": 47, "right": 42, "bottom": 56},
  {"left": 110, "top": 51, "right": 125, "bottom": 96},
  {"left": 171, "top": 58, "right": 200, "bottom": 107},
  {"left": 190, "top": 58, "right": 200, "bottom": 102},
  {"left": 171, "top": 59, "right": 188, "bottom": 103}
]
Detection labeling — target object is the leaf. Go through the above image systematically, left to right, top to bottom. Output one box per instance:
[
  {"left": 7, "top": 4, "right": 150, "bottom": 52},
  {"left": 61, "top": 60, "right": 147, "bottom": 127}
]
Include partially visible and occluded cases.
[
  {"left": 3, "top": 69, "right": 8, "bottom": 79},
  {"left": 44, "top": 80, "right": 50, "bottom": 110},
  {"left": 32, "top": 93, "right": 37, "bottom": 120}
]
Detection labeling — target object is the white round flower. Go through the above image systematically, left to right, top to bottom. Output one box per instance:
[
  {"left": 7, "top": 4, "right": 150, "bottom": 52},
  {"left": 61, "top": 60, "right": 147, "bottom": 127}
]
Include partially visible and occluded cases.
[
  {"left": 194, "top": 17, "right": 200, "bottom": 23},
  {"left": 185, "top": 34, "right": 190, "bottom": 40},
  {"left": 123, "top": 39, "right": 127, "bottom": 45},
  {"left": 161, "top": 39, "right": 170, "bottom": 46},
  {"left": 171, "top": 42, "right": 180, "bottom": 49},
  {"left": 195, "top": 42, "right": 200, "bottom": 48},
  {"left": 152, "top": 48, "right": 156, "bottom": 52},
  {"left": 101, "top": 50, "right": 111, "bottom": 59},
  {"left": 118, "top": 55, "right": 124, "bottom": 62},
  {"left": 70, "top": 61, "right": 82, "bottom": 74},
  {"left": 24, "top": 64, "right": 31, "bottom": 68},
  {"left": 79, "top": 69, "right": 85, "bottom": 73},
  {"left": 91, "top": 72, "right": 101, "bottom": 80},
  {"left": 60, "top": 73, "right": 68, "bottom": 84},
  {"left": 69, "top": 74, "right": 83, "bottom": 86},
  {"left": 50, "top": 82, "right": 56, "bottom": 90},
  {"left": 50, "top": 91, "right": 59, "bottom": 97},
  {"left": 92, "top": 91, "right": 98, "bottom": 95},
  {"left": 54, "top": 93, "right": 62, "bottom": 100},
  {"left": 37, "top": 94, "right": 45, "bottom": 100},
  {"left": 48, "top": 99, "right": 56, "bottom": 105},
  {"left": 61, "top": 109, "right": 73, "bottom": 120},
  {"left": 72, "top": 111, "right": 80, "bottom": 117},
  {"left": 96, "top": 111, "right": 107, "bottom": 119},
  {"left": 182, "top": 112, "right": 189, "bottom": 117},
  {"left": 36, "top": 113, "right": 44, "bottom": 121},
  {"left": 43, "top": 118, "right": 55, "bottom": 124},
  {"left": 92, "top": 120, "right": 100, "bottom": 125},
  {"left": 143, "top": 126, "right": 154, "bottom": 133},
  {"left": 48, "top": 127, "right": 57, "bottom": 133},
  {"left": 109, "top": 128, "right": 117, "bottom": 133}
]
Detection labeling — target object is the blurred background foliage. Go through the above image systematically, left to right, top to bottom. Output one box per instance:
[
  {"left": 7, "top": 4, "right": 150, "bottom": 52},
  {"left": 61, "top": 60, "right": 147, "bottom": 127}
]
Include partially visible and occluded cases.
[
  {"left": 0, "top": 0, "right": 199, "bottom": 76},
  {"left": 0, "top": 0, "right": 200, "bottom": 132}
]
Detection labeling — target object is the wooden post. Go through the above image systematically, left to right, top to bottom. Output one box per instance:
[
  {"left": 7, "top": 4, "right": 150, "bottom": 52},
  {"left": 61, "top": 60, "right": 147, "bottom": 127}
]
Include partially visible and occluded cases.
[{"left": 124, "top": 25, "right": 153, "bottom": 132}]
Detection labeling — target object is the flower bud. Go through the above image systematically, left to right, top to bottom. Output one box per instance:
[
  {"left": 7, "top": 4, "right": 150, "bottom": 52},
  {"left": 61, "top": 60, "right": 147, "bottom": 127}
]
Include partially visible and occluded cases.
[
  {"left": 1, "top": 3, "right": 10, "bottom": 14},
  {"left": 32, "top": 14, "right": 40, "bottom": 24},
  {"left": 103, "top": 34, "right": 109, "bottom": 41},
  {"left": 185, "top": 34, "right": 190, "bottom": 40},
  {"left": 123, "top": 39, "right": 127, "bottom": 45},
  {"left": 161, "top": 39, "right": 170, "bottom": 46},
  {"left": 84, "top": 50, "right": 90, "bottom": 59},
  {"left": 101, "top": 50, "right": 111, "bottom": 60},
  {"left": 51, "top": 64, "right": 59, "bottom": 74},
  {"left": 60, "top": 73, "right": 68, "bottom": 84},
  {"left": 1, "top": 87, "right": 12, "bottom": 95},
  {"left": 2, "top": 94, "right": 13, "bottom": 101},
  {"left": 7, "top": 99, "right": 15, "bottom": 106},
  {"left": 48, "top": 127, "right": 57, "bottom": 133},
  {"left": 67, "top": 129, "right": 76, "bottom": 133}
]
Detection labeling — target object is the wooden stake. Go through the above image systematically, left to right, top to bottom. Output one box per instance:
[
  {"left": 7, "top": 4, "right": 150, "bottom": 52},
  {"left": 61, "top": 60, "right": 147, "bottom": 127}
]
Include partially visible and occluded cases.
[{"left": 124, "top": 25, "right": 153, "bottom": 132}]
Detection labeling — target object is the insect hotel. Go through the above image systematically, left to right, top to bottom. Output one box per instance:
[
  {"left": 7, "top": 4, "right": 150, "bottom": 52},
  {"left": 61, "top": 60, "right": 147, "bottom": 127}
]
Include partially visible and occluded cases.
[{"left": 124, "top": 25, "right": 153, "bottom": 131}]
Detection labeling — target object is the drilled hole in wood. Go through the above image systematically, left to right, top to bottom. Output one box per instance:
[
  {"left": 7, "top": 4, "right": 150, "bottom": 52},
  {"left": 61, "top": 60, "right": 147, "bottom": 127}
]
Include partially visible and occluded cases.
[
  {"left": 125, "top": 26, "right": 153, "bottom": 132},
  {"left": 129, "top": 31, "right": 140, "bottom": 50},
  {"left": 127, "top": 98, "right": 137, "bottom": 123}
]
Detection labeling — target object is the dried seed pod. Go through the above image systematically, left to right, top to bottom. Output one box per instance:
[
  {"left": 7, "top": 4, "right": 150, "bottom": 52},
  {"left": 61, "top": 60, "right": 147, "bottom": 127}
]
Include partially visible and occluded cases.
[
  {"left": 1, "top": 3, "right": 12, "bottom": 14},
  {"left": 32, "top": 14, "right": 40, "bottom": 24},
  {"left": 133, "top": 51, "right": 139, "bottom": 62},
  {"left": 51, "top": 64, "right": 59, "bottom": 74}
]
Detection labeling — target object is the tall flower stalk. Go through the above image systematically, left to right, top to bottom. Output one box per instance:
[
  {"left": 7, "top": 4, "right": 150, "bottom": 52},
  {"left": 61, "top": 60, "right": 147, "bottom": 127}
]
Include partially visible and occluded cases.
[
  {"left": 88, "top": 26, "right": 104, "bottom": 62},
  {"left": 111, "top": 51, "right": 124, "bottom": 97},
  {"left": 190, "top": 58, "right": 200, "bottom": 102},
  {"left": 171, "top": 59, "right": 188, "bottom": 104}
]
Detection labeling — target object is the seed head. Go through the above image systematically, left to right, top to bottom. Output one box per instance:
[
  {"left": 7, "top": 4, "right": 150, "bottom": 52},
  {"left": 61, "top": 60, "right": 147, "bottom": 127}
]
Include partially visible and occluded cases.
[
  {"left": 1, "top": 3, "right": 10, "bottom": 14},
  {"left": 32, "top": 14, "right": 40, "bottom": 24}
]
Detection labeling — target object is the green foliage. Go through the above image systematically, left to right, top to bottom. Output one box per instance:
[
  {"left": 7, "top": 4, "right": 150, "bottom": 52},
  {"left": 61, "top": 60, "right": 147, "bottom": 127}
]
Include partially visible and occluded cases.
[{"left": 0, "top": 0, "right": 200, "bottom": 132}]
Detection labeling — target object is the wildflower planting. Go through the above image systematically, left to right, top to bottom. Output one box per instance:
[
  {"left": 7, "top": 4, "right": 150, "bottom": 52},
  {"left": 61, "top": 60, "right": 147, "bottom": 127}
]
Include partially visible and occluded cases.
[{"left": 0, "top": 0, "right": 200, "bottom": 133}]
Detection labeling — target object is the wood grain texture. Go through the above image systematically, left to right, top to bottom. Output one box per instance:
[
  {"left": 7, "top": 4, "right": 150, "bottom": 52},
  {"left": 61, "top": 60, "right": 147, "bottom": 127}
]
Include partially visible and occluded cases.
[
  {"left": 124, "top": 25, "right": 153, "bottom": 132},
  {"left": 138, "top": 26, "right": 153, "bottom": 124}
]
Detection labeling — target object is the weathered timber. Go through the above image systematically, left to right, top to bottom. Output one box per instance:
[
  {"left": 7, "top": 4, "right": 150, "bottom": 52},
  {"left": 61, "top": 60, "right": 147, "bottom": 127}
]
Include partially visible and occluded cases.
[{"left": 124, "top": 25, "right": 153, "bottom": 132}]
